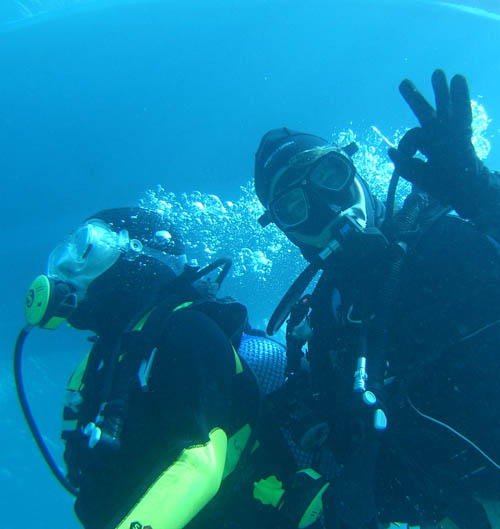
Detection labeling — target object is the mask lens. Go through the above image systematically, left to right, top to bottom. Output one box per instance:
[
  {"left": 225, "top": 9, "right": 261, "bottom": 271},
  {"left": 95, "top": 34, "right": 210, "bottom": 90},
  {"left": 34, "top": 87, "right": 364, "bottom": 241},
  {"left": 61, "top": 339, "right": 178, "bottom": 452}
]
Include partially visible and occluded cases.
[
  {"left": 309, "top": 152, "right": 354, "bottom": 192},
  {"left": 272, "top": 187, "right": 309, "bottom": 228},
  {"left": 48, "top": 221, "right": 124, "bottom": 290},
  {"left": 73, "top": 225, "right": 94, "bottom": 261}
]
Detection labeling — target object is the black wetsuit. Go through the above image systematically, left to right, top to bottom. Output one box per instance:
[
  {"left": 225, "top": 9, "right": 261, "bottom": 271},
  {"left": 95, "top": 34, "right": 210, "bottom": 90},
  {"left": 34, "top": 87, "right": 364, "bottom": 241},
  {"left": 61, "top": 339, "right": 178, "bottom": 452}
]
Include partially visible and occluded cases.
[
  {"left": 307, "top": 212, "right": 500, "bottom": 528},
  {"left": 63, "top": 299, "right": 278, "bottom": 529}
]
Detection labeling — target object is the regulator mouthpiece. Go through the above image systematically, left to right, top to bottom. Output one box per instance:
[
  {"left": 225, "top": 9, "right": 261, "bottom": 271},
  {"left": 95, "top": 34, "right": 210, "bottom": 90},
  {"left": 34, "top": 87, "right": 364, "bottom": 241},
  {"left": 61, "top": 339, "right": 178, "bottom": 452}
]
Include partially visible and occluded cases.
[{"left": 25, "top": 275, "right": 77, "bottom": 330}]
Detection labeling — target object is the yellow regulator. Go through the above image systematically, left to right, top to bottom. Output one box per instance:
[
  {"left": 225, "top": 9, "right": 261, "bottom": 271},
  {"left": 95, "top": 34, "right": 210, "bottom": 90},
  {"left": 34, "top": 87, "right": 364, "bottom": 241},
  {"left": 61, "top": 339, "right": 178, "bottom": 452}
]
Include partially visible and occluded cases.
[{"left": 25, "top": 275, "right": 77, "bottom": 330}]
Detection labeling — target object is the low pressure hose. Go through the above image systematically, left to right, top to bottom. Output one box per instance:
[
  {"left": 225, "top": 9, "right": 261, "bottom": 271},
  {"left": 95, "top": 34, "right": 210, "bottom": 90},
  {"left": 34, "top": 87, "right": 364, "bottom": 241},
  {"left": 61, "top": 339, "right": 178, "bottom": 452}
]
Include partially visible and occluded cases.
[
  {"left": 369, "top": 192, "right": 426, "bottom": 396},
  {"left": 14, "top": 326, "right": 78, "bottom": 496}
]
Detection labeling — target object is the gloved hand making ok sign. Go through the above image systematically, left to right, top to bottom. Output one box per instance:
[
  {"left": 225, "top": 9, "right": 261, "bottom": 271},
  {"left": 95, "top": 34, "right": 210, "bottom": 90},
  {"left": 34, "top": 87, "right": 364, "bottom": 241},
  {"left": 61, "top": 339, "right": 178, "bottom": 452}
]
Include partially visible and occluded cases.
[{"left": 388, "top": 69, "right": 500, "bottom": 222}]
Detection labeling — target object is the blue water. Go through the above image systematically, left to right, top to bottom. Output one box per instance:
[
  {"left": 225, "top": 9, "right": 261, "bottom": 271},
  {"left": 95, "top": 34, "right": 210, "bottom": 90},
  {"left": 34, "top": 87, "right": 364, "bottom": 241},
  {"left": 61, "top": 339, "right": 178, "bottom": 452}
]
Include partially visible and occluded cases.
[{"left": 1, "top": 1, "right": 499, "bottom": 526}]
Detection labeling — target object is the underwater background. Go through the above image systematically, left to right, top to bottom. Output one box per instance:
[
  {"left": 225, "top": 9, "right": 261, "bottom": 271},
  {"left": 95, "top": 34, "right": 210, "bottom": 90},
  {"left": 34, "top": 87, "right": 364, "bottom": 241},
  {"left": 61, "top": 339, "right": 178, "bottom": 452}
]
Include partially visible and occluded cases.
[{"left": 1, "top": 0, "right": 499, "bottom": 527}]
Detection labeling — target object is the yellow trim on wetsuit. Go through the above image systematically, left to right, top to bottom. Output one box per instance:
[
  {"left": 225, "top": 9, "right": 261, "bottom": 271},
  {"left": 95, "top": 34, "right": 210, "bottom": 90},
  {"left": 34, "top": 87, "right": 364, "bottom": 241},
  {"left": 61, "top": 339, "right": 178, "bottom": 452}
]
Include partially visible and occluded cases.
[
  {"left": 173, "top": 301, "right": 194, "bottom": 312},
  {"left": 67, "top": 308, "right": 154, "bottom": 391},
  {"left": 133, "top": 308, "right": 155, "bottom": 331},
  {"left": 233, "top": 346, "right": 243, "bottom": 374},
  {"left": 67, "top": 353, "right": 90, "bottom": 392},
  {"left": 223, "top": 423, "right": 252, "bottom": 479},
  {"left": 114, "top": 428, "right": 228, "bottom": 529},
  {"left": 298, "top": 479, "right": 329, "bottom": 528}
]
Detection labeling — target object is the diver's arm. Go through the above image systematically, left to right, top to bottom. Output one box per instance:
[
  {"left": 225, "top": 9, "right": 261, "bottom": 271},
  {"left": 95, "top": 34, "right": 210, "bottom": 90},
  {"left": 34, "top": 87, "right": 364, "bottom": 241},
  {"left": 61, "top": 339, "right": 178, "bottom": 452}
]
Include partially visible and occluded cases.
[
  {"left": 465, "top": 168, "right": 500, "bottom": 241},
  {"left": 113, "top": 308, "right": 235, "bottom": 529},
  {"left": 114, "top": 428, "right": 227, "bottom": 529}
]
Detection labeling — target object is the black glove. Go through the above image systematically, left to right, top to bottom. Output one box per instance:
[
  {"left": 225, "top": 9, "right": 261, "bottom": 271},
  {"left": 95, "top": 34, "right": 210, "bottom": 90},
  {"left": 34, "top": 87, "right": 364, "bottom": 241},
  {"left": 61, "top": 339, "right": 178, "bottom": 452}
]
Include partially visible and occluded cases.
[{"left": 388, "top": 69, "right": 498, "bottom": 221}]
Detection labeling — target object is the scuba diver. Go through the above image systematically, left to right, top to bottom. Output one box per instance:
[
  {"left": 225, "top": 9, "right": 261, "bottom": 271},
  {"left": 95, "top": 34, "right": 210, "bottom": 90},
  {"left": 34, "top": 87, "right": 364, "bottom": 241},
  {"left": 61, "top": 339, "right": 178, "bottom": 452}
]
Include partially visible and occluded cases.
[
  {"left": 253, "top": 70, "right": 500, "bottom": 529},
  {"left": 15, "top": 206, "right": 333, "bottom": 529}
]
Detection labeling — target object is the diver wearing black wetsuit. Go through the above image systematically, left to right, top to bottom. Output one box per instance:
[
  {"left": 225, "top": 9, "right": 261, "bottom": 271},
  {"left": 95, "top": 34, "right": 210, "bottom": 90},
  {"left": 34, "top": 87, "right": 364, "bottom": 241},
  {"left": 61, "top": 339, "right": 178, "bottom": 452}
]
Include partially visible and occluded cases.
[
  {"left": 253, "top": 70, "right": 500, "bottom": 529},
  {"left": 20, "top": 206, "right": 330, "bottom": 529}
]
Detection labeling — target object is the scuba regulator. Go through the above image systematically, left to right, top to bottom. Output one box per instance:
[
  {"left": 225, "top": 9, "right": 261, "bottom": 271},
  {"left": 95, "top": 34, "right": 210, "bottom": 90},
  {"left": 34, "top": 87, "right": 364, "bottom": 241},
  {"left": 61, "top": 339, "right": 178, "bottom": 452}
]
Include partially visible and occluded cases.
[
  {"left": 266, "top": 212, "right": 387, "bottom": 336},
  {"left": 15, "top": 274, "right": 79, "bottom": 495},
  {"left": 25, "top": 275, "right": 77, "bottom": 330}
]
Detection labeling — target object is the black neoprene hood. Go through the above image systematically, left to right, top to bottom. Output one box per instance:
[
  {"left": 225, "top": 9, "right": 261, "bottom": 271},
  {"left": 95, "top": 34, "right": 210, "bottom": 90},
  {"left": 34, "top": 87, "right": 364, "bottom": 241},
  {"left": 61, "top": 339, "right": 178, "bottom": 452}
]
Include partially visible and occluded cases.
[{"left": 254, "top": 127, "right": 330, "bottom": 207}]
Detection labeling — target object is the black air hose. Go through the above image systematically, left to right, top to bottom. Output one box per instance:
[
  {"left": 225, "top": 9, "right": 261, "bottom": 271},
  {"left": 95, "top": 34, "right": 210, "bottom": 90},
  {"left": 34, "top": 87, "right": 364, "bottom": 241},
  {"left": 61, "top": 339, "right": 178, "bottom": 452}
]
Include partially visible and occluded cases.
[
  {"left": 385, "top": 169, "right": 400, "bottom": 221},
  {"left": 369, "top": 192, "right": 427, "bottom": 393},
  {"left": 14, "top": 328, "right": 78, "bottom": 496}
]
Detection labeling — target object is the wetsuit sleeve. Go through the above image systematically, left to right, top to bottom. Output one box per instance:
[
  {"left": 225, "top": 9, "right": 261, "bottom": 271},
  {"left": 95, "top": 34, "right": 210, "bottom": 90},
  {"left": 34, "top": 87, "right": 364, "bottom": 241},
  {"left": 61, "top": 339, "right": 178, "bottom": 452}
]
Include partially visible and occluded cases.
[
  {"left": 459, "top": 167, "right": 500, "bottom": 241},
  {"left": 113, "top": 308, "right": 235, "bottom": 529},
  {"left": 114, "top": 428, "right": 228, "bottom": 529}
]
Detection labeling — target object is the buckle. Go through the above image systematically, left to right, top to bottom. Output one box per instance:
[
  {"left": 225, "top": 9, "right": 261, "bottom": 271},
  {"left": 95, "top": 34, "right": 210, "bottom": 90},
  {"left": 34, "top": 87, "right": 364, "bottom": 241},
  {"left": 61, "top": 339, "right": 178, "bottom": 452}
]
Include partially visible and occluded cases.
[{"left": 258, "top": 211, "right": 272, "bottom": 227}]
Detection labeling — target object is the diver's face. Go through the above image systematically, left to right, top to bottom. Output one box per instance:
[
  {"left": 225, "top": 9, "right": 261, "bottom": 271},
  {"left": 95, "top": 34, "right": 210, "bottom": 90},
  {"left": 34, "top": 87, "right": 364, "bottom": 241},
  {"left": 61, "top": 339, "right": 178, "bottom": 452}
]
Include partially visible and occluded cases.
[{"left": 268, "top": 150, "right": 365, "bottom": 249}]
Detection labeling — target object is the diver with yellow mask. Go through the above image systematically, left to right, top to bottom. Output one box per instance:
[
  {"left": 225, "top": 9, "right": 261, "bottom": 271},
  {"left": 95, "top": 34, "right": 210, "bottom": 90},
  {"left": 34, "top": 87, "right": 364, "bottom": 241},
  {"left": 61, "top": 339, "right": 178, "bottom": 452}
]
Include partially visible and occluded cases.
[{"left": 15, "top": 206, "right": 335, "bottom": 529}]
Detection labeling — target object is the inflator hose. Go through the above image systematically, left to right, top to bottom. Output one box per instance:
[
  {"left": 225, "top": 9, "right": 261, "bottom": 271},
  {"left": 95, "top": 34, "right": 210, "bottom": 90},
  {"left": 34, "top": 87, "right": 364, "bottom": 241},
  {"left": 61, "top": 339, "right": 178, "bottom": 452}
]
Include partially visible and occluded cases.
[
  {"left": 384, "top": 169, "right": 400, "bottom": 221},
  {"left": 369, "top": 191, "right": 427, "bottom": 392},
  {"left": 267, "top": 262, "right": 320, "bottom": 336},
  {"left": 14, "top": 327, "right": 78, "bottom": 496}
]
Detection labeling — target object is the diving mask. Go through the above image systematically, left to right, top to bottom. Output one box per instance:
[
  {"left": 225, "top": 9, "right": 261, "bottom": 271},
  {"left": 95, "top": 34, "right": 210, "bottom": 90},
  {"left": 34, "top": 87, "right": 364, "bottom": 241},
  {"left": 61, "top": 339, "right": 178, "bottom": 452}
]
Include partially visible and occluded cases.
[
  {"left": 262, "top": 149, "right": 356, "bottom": 229},
  {"left": 48, "top": 218, "right": 189, "bottom": 291},
  {"left": 48, "top": 219, "right": 130, "bottom": 291}
]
